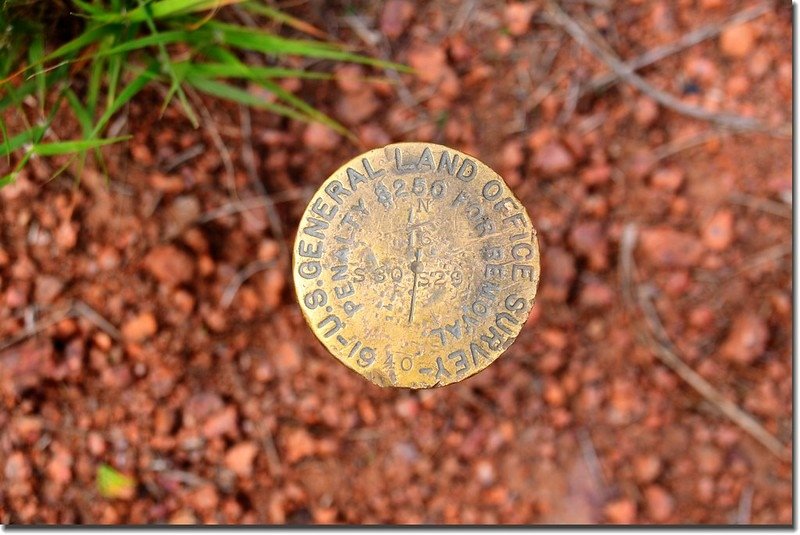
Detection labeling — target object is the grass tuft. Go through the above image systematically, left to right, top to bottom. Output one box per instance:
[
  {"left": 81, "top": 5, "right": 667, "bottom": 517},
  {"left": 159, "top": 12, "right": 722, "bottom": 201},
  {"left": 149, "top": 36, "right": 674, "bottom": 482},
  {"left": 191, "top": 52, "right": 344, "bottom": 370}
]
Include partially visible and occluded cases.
[{"left": 0, "top": 0, "right": 408, "bottom": 186}]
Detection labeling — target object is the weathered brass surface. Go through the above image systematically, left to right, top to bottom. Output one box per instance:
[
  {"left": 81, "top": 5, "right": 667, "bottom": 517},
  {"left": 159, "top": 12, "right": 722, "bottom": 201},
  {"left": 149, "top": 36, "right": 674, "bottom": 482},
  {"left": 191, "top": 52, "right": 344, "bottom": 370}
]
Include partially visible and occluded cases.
[{"left": 293, "top": 142, "right": 540, "bottom": 388}]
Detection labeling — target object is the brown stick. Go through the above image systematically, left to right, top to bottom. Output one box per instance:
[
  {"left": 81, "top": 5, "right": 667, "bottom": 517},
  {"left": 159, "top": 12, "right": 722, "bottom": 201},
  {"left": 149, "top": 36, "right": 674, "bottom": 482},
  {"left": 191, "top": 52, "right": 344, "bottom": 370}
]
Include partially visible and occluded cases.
[
  {"left": 544, "top": 0, "right": 779, "bottom": 133},
  {"left": 582, "top": 2, "right": 772, "bottom": 96},
  {"left": 183, "top": 86, "right": 238, "bottom": 200},
  {"left": 239, "top": 105, "right": 287, "bottom": 260},
  {"left": 652, "top": 129, "right": 728, "bottom": 161},
  {"left": 198, "top": 187, "right": 312, "bottom": 224},
  {"left": 729, "top": 192, "right": 792, "bottom": 219},
  {"left": 619, "top": 224, "right": 788, "bottom": 461},
  {"left": 220, "top": 260, "right": 277, "bottom": 308},
  {"left": 72, "top": 300, "right": 122, "bottom": 341},
  {"left": 0, "top": 306, "right": 72, "bottom": 352}
]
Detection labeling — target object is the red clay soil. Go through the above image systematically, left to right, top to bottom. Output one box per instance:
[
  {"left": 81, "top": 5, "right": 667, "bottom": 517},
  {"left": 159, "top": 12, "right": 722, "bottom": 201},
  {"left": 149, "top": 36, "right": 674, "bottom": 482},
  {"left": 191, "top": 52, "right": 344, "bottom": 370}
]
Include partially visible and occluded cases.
[{"left": 0, "top": 0, "right": 792, "bottom": 525}]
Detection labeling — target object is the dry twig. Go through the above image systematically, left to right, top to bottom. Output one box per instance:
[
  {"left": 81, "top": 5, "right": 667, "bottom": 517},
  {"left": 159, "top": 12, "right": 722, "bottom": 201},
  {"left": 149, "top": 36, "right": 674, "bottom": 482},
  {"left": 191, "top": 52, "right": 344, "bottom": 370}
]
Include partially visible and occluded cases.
[
  {"left": 447, "top": 0, "right": 477, "bottom": 36},
  {"left": 544, "top": 0, "right": 779, "bottom": 133},
  {"left": 582, "top": 3, "right": 772, "bottom": 96},
  {"left": 343, "top": 14, "right": 381, "bottom": 47},
  {"left": 557, "top": 77, "right": 581, "bottom": 125},
  {"left": 183, "top": 86, "right": 238, "bottom": 199},
  {"left": 183, "top": 87, "right": 271, "bottom": 237},
  {"left": 239, "top": 105, "right": 287, "bottom": 260},
  {"left": 652, "top": 129, "right": 729, "bottom": 161},
  {"left": 162, "top": 143, "right": 206, "bottom": 172},
  {"left": 198, "top": 187, "right": 311, "bottom": 224},
  {"left": 729, "top": 192, "right": 792, "bottom": 219},
  {"left": 619, "top": 224, "right": 788, "bottom": 461},
  {"left": 734, "top": 242, "right": 792, "bottom": 275},
  {"left": 220, "top": 260, "right": 277, "bottom": 308},
  {"left": 0, "top": 299, "right": 125, "bottom": 352},
  {"left": 72, "top": 300, "right": 122, "bottom": 341},
  {"left": 0, "top": 305, "right": 72, "bottom": 352},
  {"left": 23, "top": 305, "right": 36, "bottom": 333},
  {"left": 259, "top": 423, "right": 284, "bottom": 479},
  {"left": 577, "top": 428, "right": 607, "bottom": 490},
  {"left": 736, "top": 485, "right": 754, "bottom": 525}
]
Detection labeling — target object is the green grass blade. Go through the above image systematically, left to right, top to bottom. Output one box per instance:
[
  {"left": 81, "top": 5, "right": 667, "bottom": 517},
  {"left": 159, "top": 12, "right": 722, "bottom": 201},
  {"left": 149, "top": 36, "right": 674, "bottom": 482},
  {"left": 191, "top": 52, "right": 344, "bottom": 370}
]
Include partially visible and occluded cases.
[
  {"left": 71, "top": 0, "right": 108, "bottom": 17},
  {"left": 88, "top": 0, "right": 247, "bottom": 23},
  {"left": 136, "top": 0, "right": 198, "bottom": 126},
  {"left": 240, "top": 2, "right": 328, "bottom": 39},
  {"left": 209, "top": 20, "right": 342, "bottom": 52},
  {"left": 208, "top": 21, "right": 411, "bottom": 71},
  {"left": 105, "top": 22, "right": 139, "bottom": 113},
  {"left": 43, "top": 24, "right": 119, "bottom": 63},
  {"left": 90, "top": 29, "right": 199, "bottom": 59},
  {"left": 27, "top": 33, "right": 46, "bottom": 114},
  {"left": 201, "top": 42, "right": 247, "bottom": 64},
  {"left": 195, "top": 47, "right": 349, "bottom": 136},
  {"left": 106, "top": 49, "right": 125, "bottom": 113},
  {"left": 87, "top": 51, "right": 106, "bottom": 117},
  {"left": 185, "top": 62, "right": 332, "bottom": 81},
  {"left": 91, "top": 64, "right": 159, "bottom": 138},
  {"left": 0, "top": 65, "right": 64, "bottom": 112},
  {"left": 159, "top": 73, "right": 185, "bottom": 116},
  {"left": 185, "top": 75, "right": 306, "bottom": 122},
  {"left": 258, "top": 77, "right": 349, "bottom": 137},
  {"left": 0, "top": 80, "right": 34, "bottom": 111},
  {"left": 64, "top": 88, "right": 102, "bottom": 176},
  {"left": 64, "top": 89, "right": 93, "bottom": 135},
  {"left": 0, "top": 90, "right": 61, "bottom": 182},
  {"left": 0, "top": 118, "right": 11, "bottom": 165},
  {"left": 0, "top": 126, "right": 48, "bottom": 158},
  {"left": 31, "top": 136, "right": 131, "bottom": 156},
  {"left": 0, "top": 153, "right": 31, "bottom": 187},
  {"left": 0, "top": 173, "right": 17, "bottom": 188}
]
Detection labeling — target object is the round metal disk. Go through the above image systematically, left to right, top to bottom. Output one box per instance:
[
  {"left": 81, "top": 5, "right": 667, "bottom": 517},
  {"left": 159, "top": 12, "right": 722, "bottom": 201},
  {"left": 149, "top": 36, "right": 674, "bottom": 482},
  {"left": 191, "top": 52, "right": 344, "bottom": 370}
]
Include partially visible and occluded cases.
[{"left": 293, "top": 142, "right": 540, "bottom": 388}]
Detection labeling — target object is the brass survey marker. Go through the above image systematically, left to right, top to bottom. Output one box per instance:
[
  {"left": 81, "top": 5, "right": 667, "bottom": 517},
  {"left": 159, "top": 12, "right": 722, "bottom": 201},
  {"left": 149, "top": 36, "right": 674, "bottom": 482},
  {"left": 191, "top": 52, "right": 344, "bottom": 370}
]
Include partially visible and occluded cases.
[{"left": 293, "top": 143, "right": 540, "bottom": 388}]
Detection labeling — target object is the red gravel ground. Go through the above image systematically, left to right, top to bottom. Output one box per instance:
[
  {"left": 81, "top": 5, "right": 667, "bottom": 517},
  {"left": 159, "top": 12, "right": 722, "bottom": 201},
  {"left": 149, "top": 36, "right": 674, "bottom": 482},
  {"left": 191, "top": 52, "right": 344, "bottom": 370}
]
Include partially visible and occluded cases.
[{"left": 0, "top": 0, "right": 792, "bottom": 525}]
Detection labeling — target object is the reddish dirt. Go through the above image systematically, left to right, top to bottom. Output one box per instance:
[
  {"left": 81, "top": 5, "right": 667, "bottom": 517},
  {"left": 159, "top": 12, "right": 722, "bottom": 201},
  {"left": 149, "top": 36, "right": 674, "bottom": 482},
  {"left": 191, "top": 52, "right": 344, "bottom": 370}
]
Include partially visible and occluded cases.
[{"left": 0, "top": 0, "right": 792, "bottom": 525}]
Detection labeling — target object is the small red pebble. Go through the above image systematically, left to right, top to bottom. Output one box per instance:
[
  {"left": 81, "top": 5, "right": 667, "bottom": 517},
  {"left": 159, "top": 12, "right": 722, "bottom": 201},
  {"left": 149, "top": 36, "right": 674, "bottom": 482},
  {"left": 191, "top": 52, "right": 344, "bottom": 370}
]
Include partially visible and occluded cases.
[
  {"left": 380, "top": 0, "right": 414, "bottom": 39},
  {"left": 504, "top": 2, "right": 537, "bottom": 36},
  {"left": 720, "top": 23, "right": 756, "bottom": 59},
  {"left": 407, "top": 45, "right": 447, "bottom": 85},
  {"left": 334, "top": 64, "right": 365, "bottom": 94},
  {"left": 634, "top": 96, "right": 659, "bottom": 127},
  {"left": 303, "top": 123, "right": 340, "bottom": 151},
  {"left": 533, "top": 142, "right": 575, "bottom": 177},
  {"left": 580, "top": 164, "right": 611, "bottom": 186},
  {"left": 651, "top": 167, "right": 684, "bottom": 192},
  {"left": 703, "top": 210, "right": 734, "bottom": 251},
  {"left": 639, "top": 227, "right": 703, "bottom": 268},
  {"left": 143, "top": 245, "right": 195, "bottom": 287},
  {"left": 579, "top": 281, "right": 613, "bottom": 309},
  {"left": 689, "top": 306, "right": 715, "bottom": 330},
  {"left": 121, "top": 312, "right": 157, "bottom": 343},
  {"left": 720, "top": 313, "right": 768, "bottom": 365},
  {"left": 541, "top": 329, "right": 567, "bottom": 350},
  {"left": 274, "top": 341, "right": 302, "bottom": 374},
  {"left": 542, "top": 379, "right": 565, "bottom": 407},
  {"left": 395, "top": 397, "right": 420, "bottom": 419},
  {"left": 202, "top": 406, "right": 237, "bottom": 439},
  {"left": 282, "top": 428, "right": 315, "bottom": 464},
  {"left": 87, "top": 432, "right": 106, "bottom": 456},
  {"left": 224, "top": 442, "right": 259, "bottom": 477},
  {"left": 696, "top": 444, "right": 724, "bottom": 475},
  {"left": 634, "top": 454, "right": 662, "bottom": 483},
  {"left": 189, "top": 484, "right": 220, "bottom": 511},
  {"left": 645, "top": 485, "right": 675, "bottom": 522},
  {"left": 604, "top": 498, "right": 637, "bottom": 524}
]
